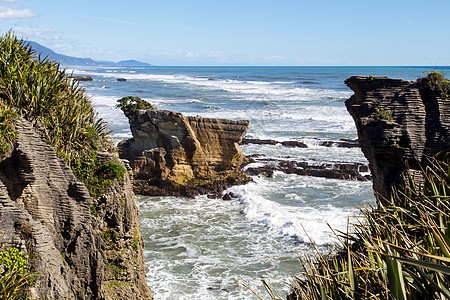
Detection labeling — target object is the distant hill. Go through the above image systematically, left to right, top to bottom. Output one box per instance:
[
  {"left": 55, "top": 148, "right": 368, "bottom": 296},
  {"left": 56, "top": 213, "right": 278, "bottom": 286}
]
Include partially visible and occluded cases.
[
  {"left": 26, "top": 41, "right": 152, "bottom": 67},
  {"left": 116, "top": 60, "right": 151, "bottom": 67}
]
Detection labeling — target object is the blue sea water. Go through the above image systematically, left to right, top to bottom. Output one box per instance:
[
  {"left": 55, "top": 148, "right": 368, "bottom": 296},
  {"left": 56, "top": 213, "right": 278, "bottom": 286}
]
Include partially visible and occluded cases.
[{"left": 72, "top": 66, "right": 440, "bottom": 299}]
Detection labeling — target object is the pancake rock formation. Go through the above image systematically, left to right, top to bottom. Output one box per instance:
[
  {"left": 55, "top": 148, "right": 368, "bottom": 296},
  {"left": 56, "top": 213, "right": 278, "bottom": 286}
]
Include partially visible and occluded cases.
[
  {"left": 345, "top": 74, "right": 450, "bottom": 199},
  {"left": 117, "top": 97, "right": 252, "bottom": 197},
  {"left": 0, "top": 118, "right": 153, "bottom": 299}
]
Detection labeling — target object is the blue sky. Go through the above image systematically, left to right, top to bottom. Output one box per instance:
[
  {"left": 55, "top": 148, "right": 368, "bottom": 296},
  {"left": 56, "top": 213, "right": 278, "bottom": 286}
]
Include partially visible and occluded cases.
[{"left": 1, "top": 0, "right": 449, "bottom": 66}]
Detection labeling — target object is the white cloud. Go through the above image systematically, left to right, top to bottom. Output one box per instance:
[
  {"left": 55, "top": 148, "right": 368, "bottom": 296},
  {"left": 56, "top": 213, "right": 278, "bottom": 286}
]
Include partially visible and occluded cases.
[
  {"left": 0, "top": 0, "right": 20, "bottom": 3},
  {"left": 0, "top": 7, "right": 35, "bottom": 20},
  {"left": 13, "top": 26, "right": 115, "bottom": 60},
  {"left": 13, "top": 27, "right": 75, "bottom": 52}
]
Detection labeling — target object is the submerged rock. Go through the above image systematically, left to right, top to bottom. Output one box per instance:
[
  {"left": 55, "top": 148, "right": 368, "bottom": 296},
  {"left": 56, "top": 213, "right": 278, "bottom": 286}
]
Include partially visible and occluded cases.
[
  {"left": 72, "top": 75, "right": 93, "bottom": 81},
  {"left": 345, "top": 75, "right": 450, "bottom": 199},
  {"left": 118, "top": 99, "right": 252, "bottom": 197},
  {"left": 0, "top": 118, "right": 152, "bottom": 299},
  {"left": 240, "top": 137, "right": 358, "bottom": 148},
  {"left": 241, "top": 138, "right": 279, "bottom": 145},
  {"left": 280, "top": 141, "right": 308, "bottom": 148},
  {"left": 244, "top": 156, "right": 369, "bottom": 181}
]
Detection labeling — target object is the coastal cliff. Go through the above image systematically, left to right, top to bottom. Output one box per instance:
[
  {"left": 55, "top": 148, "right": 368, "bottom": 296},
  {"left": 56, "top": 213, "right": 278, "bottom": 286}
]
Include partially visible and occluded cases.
[
  {"left": 0, "top": 33, "right": 152, "bottom": 299},
  {"left": 345, "top": 74, "right": 450, "bottom": 199},
  {"left": 117, "top": 97, "right": 251, "bottom": 197},
  {"left": 0, "top": 118, "right": 152, "bottom": 299}
]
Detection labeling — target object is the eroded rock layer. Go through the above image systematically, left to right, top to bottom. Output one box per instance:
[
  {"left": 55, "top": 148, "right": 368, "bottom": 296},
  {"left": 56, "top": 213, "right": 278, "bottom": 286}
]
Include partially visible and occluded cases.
[
  {"left": 345, "top": 76, "right": 450, "bottom": 199},
  {"left": 118, "top": 109, "right": 251, "bottom": 197},
  {"left": 0, "top": 118, "right": 152, "bottom": 299}
]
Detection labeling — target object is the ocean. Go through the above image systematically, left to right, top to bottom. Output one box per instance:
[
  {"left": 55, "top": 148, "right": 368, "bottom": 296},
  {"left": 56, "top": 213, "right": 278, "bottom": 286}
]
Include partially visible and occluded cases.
[{"left": 71, "top": 66, "right": 437, "bottom": 299}]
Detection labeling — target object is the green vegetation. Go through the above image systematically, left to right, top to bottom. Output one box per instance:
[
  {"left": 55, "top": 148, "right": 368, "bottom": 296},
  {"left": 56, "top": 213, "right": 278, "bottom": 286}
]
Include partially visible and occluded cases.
[
  {"left": 0, "top": 31, "right": 110, "bottom": 161},
  {"left": 0, "top": 31, "right": 128, "bottom": 198},
  {"left": 0, "top": 31, "right": 138, "bottom": 296},
  {"left": 420, "top": 71, "right": 450, "bottom": 99},
  {"left": 116, "top": 96, "right": 155, "bottom": 117},
  {"left": 0, "top": 107, "right": 17, "bottom": 156},
  {"left": 373, "top": 107, "right": 392, "bottom": 121},
  {"left": 71, "top": 151, "right": 126, "bottom": 199},
  {"left": 263, "top": 153, "right": 450, "bottom": 299},
  {"left": 100, "top": 228, "right": 119, "bottom": 250},
  {"left": 0, "top": 247, "right": 35, "bottom": 299},
  {"left": 0, "top": 248, "right": 27, "bottom": 273}
]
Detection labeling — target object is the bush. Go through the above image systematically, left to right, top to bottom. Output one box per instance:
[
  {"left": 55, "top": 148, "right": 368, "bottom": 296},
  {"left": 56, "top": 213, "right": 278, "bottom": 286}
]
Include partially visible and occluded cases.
[
  {"left": 0, "top": 30, "right": 111, "bottom": 161},
  {"left": 0, "top": 30, "right": 124, "bottom": 198},
  {"left": 419, "top": 71, "right": 450, "bottom": 99},
  {"left": 116, "top": 96, "right": 154, "bottom": 117},
  {"left": 0, "top": 107, "right": 17, "bottom": 156},
  {"left": 373, "top": 107, "right": 392, "bottom": 121},
  {"left": 0, "top": 247, "right": 35, "bottom": 299}
]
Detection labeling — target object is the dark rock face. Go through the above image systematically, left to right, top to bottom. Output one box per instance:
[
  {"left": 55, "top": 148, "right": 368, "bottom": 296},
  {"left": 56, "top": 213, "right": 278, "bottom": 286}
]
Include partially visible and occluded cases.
[
  {"left": 345, "top": 76, "right": 450, "bottom": 199},
  {"left": 118, "top": 109, "right": 252, "bottom": 197},
  {"left": 0, "top": 119, "right": 152, "bottom": 299}
]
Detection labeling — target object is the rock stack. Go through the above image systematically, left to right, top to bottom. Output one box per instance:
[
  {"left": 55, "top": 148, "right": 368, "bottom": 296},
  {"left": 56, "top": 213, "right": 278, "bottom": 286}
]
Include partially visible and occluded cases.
[
  {"left": 345, "top": 75, "right": 450, "bottom": 199},
  {"left": 118, "top": 107, "right": 252, "bottom": 197}
]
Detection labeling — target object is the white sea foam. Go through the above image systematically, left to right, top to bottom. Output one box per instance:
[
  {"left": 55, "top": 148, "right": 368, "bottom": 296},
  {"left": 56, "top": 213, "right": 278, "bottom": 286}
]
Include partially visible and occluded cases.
[
  {"left": 77, "top": 70, "right": 351, "bottom": 103},
  {"left": 226, "top": 173, "right": 372, "bottom": 245},
  {"left": 139, "top": 194, "right": 306, "bottom": 299}
]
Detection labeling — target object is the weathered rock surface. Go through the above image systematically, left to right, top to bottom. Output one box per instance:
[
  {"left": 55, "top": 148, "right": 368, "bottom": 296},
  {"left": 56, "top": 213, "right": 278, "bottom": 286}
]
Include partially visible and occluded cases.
[
  {"left": 345, "top": 75, "right": 450, "bottom": 199},
  {"left": 118, "top": 109, "right": 252, "bottom": 197},
  {"left": 0, "top": 118, "right": 152, "bottom": 299}
]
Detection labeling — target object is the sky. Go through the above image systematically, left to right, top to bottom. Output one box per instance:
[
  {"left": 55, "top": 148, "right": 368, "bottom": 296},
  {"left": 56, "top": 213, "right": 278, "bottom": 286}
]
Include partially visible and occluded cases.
[{"left": 0, "top": 0, "right": 450, "bottom": 66}]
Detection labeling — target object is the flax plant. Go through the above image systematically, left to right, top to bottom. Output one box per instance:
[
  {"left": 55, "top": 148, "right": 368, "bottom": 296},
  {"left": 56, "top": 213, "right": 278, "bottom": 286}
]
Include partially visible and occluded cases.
[
  {"left": 0, "top": 30, "right": 110, "bottom": 161},
  {"left": 283, "top": 154, "right": 450, "bottom": 300}
]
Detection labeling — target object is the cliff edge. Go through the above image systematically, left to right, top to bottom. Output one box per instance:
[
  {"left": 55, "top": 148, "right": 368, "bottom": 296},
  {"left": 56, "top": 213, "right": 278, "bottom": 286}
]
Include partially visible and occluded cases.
[
  {"left": 345, "top": 74, "right": 450, "bottom": 199},
  {"left": 117, "top": 97, "right": 251, "bottom": 197},
  {"left": 0, "top": 118, "right": 153, "bottom": 299}
]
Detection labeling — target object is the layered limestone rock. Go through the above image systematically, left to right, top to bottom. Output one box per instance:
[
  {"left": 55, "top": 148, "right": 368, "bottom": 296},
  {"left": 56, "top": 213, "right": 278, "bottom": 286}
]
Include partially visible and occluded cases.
[
  {"left": 345, "top": 75, "right": 450, "bottom": 199},
  {"left": 118, "top": 108, "right": 251, "bottom": 197},
  {"left": 0, "top": 118, "right": 152, "bottom": 299}
]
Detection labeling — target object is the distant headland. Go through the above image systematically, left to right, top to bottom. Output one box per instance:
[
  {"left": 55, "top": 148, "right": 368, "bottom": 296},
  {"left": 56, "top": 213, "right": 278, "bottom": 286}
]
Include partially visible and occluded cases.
[{"left": 27, "top": 40, "right": 152, "bottom": 67}]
